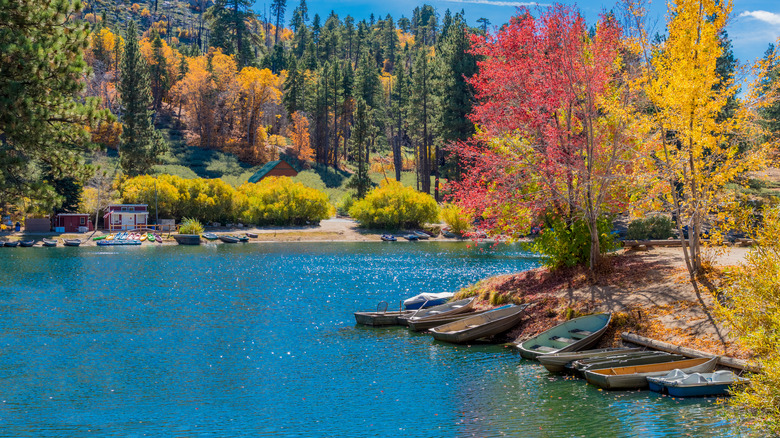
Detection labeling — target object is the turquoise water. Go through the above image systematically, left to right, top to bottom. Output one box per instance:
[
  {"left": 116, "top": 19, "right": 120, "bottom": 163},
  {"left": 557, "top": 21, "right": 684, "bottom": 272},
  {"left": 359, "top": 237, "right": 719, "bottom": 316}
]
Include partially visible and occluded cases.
[{"left": 0, "top": 242, "right": 749, "bottom": 437}]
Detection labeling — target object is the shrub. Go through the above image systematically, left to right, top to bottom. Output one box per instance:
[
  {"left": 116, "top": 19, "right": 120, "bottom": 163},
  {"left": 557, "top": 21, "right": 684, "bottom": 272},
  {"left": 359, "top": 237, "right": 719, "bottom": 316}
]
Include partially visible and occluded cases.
[
  {"left": 235, "top": 176, "right": 334, "bottom": 226},
  {"left": 348, "top": 180, "right": 439, "bottom": 229},
  {"left": 336, "top": 193, "right": 355, "bottom": 216},
  {"left": 440, "top": 203, "right": 472, "bottom": 235},
  {"left": 626, "top": 215, "right": 675, "bottom": 240},
  {"left": 527, "top": 216, "right": 619, "bottom": 269},
  {"left": 179, "top": 217, "right": 204, "bottom": 235}
]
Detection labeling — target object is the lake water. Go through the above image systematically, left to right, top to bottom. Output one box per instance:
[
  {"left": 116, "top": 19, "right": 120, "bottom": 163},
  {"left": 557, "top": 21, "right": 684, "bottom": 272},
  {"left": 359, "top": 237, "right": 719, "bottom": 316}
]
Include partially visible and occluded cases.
[{"left": 0, "top": 242, "right": 750, "bottom": 437}]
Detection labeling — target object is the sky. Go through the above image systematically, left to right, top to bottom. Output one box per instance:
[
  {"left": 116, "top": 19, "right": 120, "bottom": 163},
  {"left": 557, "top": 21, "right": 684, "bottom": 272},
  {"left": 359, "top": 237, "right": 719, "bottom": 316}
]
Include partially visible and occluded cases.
[{"left": 259, "top": 0, "right": 780, "bottom": 65}]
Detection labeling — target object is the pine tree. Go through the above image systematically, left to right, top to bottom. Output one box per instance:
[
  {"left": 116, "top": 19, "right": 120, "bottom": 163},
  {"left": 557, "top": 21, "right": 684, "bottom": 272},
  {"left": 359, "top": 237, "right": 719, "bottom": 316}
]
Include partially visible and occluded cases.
[
  {"left": 0, "top": 0, "right": 109, "bottom": 210},
  {"left": 207, "top": 0, "right": 257, "bottom": 68},
  {"left": 271, "top": 0, "right": 287, "bottom": 45},
  {"left": 118, "top": 21, "right": 166, "bottom": 177},
  {"left": 150, "top": 34, "right": 170, "bottom": 111},
  {"left": 759, "top": 44, "right": 780, "bottom": 140},
  {"left": 409, "top": 46, "right": 433, "bottom": 194},
  {"left": 349, "top": 97, "right": 372, "bottom": 198}
]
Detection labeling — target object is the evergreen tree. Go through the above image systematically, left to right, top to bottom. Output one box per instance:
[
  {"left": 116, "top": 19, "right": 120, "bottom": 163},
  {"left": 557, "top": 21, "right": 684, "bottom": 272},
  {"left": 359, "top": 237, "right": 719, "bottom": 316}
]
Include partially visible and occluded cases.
[
  {"left": 0, "top": 0, "right": 108, "bottom": 210},
  {"left": 207, "top": 0, "right": 257, "bottom": 68},
  {"left": 270, "top": 0, "right": 287, "bottom": 45},
  {"left": 118, "top": 21, "right": 166, "bottom": 177},
  {"left": 150, "top": 34, "right": 170, "bottom": 111},
  {"left": 759, "top": 44, "right": 780, "bottom": 140},
  {"left": 409, "top": 46, "right": 433, "bottom": 194},
  {"left": 283, "top": 55, "right": 305, "bottom": 115},
  {"left": 388, "top": 58, "right": 411, "bottom": 181},
  {"left": 350, "top": 97, "right": 372, "bottom": 198}
]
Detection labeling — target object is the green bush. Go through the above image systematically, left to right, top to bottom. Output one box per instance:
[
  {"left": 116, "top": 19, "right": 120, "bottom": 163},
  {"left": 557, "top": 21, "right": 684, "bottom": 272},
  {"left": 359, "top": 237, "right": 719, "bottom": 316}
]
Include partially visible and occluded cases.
[
  {"left": 235, "top": 176, "right": 334, "bottom": 226},
  {"left": 348, "top": 180, "right": 439, "bottom": 229},
  {"left": 336, "top": 193, "right": 355, "bottom": 216},
  {"left": 440, "top": 203, "right": 472, "bottom": 235},
  {"left": 527, "top": 216, "right": 619, "bottom": 269},
  {"left": 626, "top": 216, "right": 675, "bottom": 240},
  {"left": 179, "top": 217, "right": 204, "bottom": 235}
]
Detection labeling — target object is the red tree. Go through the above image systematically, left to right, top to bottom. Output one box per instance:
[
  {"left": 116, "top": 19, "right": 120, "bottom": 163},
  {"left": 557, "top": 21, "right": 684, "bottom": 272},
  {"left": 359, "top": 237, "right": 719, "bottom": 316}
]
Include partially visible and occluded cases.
[{"left": 451, "top": 4, "right": 639, "bottom": 270}]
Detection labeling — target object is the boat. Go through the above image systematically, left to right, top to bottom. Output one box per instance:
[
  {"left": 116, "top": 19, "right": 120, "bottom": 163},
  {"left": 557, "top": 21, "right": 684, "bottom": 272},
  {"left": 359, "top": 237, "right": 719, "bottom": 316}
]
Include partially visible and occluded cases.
[
  {"left": 441, "top": 229, "right": 458, "bottom": 238},
  {"left": 412, "top": 230, "right": 430, "bottom": 240},
  {"left": 246, "top": 232, "right": 258, "bottom": 238},
  {"left": 203, "top": 233, "right": 218, "bottom": 240},
  {"left": 105, "top": 234, "right": 115, "bottom": 241},
  {"left": 140, "top": 234, "right": 147, "bottom": 242},
  {"left": 154, "top": 234, "right": 163, "bottom": 243},
  {"left": 173, "top": 234, "right": 202, "bottom": 245},
  {"left": 380, "top": 234, "right": 397, "bottom": 242},
  {"left": 403, "top": 234, "right": 419, "bottom": 241},
  {"left": 92, "top": 235, "right": 106, "bottom": 241},
  {"left": 219, "top": 235, "right": 239, "bottom": 243},
  {"left": 237, "top": 235, "right": 249, "bottom": 243},
  {"left": 42, "top": 239, "right": 57, "bottom": 247},
  {"left": 63, "top": 239, "right": 82, "bottom": 247},
  {"left": 97, "top": 239, "right": 141, "bottom": 246},
  {"left": 19, "top": 240, "right": 36, "bottom": 247},
  {"left": 3, "top": 241, "right": 19, "bottom": 247},
  {"left": 403, "top": 292, "right": 455, "bottom": 310},
  {"left": 406, "top": 297, "right": 476, "bottom": 319},
  {"left": 430, "top": 304, "right": 529, "bottom": 344},
  {"left": 407, "top": 309, "right": 490, "bottom": 332},
  {"left": 354, "top": 310, "right": 414, "bottom": 326},
  {"left": 516, "top": 313, "right": 612, "bottom": 360},
  {"left": 537, "top": 347, "right": 643, "bottom": 373},
  {"left": 572, "top": 351, "right": 686, "bottom": 373},
  {"left": 583, "top": 357, "right": 718, "bottom": 390},
  {"left": 647, "top": 369, "right": 750, "bottom": 397}
]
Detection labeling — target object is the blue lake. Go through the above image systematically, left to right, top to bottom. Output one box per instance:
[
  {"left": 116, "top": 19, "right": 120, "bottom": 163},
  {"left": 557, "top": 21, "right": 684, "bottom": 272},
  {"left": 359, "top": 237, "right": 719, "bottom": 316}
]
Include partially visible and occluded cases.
[{"left": 0, "top": 242, "right": 750, "bottom": 436}]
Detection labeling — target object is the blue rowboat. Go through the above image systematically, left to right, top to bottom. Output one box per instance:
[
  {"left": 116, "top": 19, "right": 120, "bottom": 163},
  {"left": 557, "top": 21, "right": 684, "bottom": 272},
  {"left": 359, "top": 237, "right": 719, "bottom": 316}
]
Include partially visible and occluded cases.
[{"left": 648, "top": 369, "right": 750, "bottom": 397}]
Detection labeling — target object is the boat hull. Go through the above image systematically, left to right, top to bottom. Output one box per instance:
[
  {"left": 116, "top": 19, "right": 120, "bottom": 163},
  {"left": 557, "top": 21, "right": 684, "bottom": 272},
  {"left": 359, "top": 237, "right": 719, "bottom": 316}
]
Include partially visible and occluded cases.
[
  {"left": 174, "top": 234, "right": 202, "bottom": 245},
  {"left": 219, "top": 235, "right": 239, "bottom": 243},
  {"left": 63, "top": 240, "right": 81, "bottom": 247},
  {"left": 430, "top": 305, "right": 528, "bottom": 344},
  {"left": 407, "top": 310, "right": 488, "bottom": 331},
  {"left": 354, "top": 311, "right": 413, "bottom": 327},
  {"left": 517, "top": 313, "right": 612, "bottom": 360},
  {"left": 538, "top": 348, "right": 643, "bottom": 373},
  {"left": 573, "top": 352, "right": 686, "bottom": 373},
  {"left": 584, "top": 357, "right": 718, "bottom": 390}
]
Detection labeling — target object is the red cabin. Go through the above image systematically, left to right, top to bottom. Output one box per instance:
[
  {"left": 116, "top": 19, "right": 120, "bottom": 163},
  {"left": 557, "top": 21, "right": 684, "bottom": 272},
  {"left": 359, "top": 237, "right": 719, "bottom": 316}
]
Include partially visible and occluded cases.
[
  {"left": 103, "top": 204, "right": 149, "bottom": 231},
  {"left": 54, "top": 213, "right": 94, "bottom": 233}
]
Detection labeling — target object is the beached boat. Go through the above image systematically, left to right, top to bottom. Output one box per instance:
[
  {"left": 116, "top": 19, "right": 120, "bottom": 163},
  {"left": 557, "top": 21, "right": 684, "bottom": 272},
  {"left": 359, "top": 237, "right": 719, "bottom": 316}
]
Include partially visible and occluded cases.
[
  {"left": 441, "top": 229, "right": 457, "bottom": 238},
  {"left": 413, "top": 230, "right": 430, "bottom": 240},
  {"left": 246, "top": 232, "right": 258, "bottom": 238},
  {"left": 203, "top": 233, "right": 218, "bottom": 240},
  {"left": 105, "top": 234, "right": 115, "bottom": 241},
  {"left": 140, "top": 234, "right": 147, "bottom": 242},
  {"left": 154, "top": 234, "right": 162, "bottom": 243},
  {"left": 173, "top": 234, "right": 201, "bottom": 245},
  {"left": 380, "top": 234, "right": 397, "bottom": 242},
  {"left": 403, "top": 234, "right": 419, "bottom": 241},
  {"left": 92, "top": 235, "right": 106, "bottom": 241},
  {"left": 219, "top": 235, "right": 239, "bottom": 243},
  {"left": 237, "top": 235, "right": 249, "bottom": 243},
  {"left": 42, "top": 239, "right": 57, "bottom": 247},
  {"left": 63, "top": 239, "right": 82, "bottom": 247},
  {"left": 97, "top": 239, "right": 141, "bottom": 246},
  {"left": 19, "top": 240, "right": 36, "bottom": 247},
  {"left": 3, "top": 241, "right": 19, "bottom": 247},
  {"left": 403, "top": 292, "right": 455, "bottom": 310},
  {"left": 406, "top": 297, "right": 476, "bottom": 320},
  {"left": 430, "top": 304, "right": 529, "bottom": 344},
  {"left": 407, "top": 309, "right": 489, "bottom": 332},
  {"left": 354, "top": 310, "right": 415, "bottom": 326},
  {"left": 516, "top": 313, "right": 612, "bottom": 360},
  {"left": 538, "top": 347, "right": 643, "bottom": 373},
  {"left": 572, "top": 351, "right": 686, "bottom": 373},
  {"left": 584, "top": 357, "right": 718, "bottom": 390},
  {"left": 647, "top": 369, "right": 750, "bottom": 397}
]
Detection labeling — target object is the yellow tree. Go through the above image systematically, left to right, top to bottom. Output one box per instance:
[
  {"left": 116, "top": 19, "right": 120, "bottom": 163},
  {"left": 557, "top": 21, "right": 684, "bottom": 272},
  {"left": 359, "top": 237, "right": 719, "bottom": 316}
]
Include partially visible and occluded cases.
[
  {"left": 632, "top": 0, "right": 762, "bottom": 281},
  {"left": 236, "top": 66, "right": 281, "bottom": 162},
  {"left": 288, "top": 111, "right": 313, "bottom": 162}
]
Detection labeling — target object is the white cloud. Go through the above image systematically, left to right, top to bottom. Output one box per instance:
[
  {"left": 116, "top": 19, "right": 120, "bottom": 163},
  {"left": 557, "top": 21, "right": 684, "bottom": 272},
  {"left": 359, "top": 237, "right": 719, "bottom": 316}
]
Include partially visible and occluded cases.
[
  {"left": 443, "top": 0, "right": 544, "bottom": 7},
  {"left": 739, "top": 10, "right": 780, "bottom": 26}
]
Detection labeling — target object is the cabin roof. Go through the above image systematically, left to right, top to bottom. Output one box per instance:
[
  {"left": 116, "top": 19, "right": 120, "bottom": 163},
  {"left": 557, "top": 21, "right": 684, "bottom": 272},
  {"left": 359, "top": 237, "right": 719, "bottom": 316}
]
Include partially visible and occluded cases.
[{"left": 247, "top": 160, "right": 297, "bottom": 183}]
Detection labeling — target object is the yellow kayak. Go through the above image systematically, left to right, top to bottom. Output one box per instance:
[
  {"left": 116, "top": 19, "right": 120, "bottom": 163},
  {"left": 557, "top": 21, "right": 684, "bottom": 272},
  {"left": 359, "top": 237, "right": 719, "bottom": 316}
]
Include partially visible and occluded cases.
[
  {"left": 106, "top": 234, "right": 115, "bottom": 241},
  {"left": 140, "top": 234, "right": 147, "bottom": 242}
]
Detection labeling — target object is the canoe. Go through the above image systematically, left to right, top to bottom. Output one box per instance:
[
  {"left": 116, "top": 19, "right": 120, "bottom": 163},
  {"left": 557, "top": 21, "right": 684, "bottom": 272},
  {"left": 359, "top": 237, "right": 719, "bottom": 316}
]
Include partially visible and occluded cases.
[
  {"left": 246, "top": 232, "right": 258, "bottom": 238},
  {"left": 203, "top": 233, "right": 218, "bottom": 240},
  {"left": 140, "top": 234, "right": 147, "bottom": 241},
  {"left": 154, "top": 234, "right": 162, "bottom": 243},
  {"left": 173, "top": 234, "right": 202, "bottom": 245},
  {"left": 380, "top": 234, "right": 397, "bottom": 242},
  {"left": 403, "top": 234, "right": 419, "bottom": 241},
  {"left": 219, "top": 235, "right": 239, "bottom": 243},
  {"left": 42, "top": 239, "right": 57, "bottom": 247},
  {"left": 63, "top": 239, "right": 82, "bottom": 247},
  {"left": 3, "top": 241, "right": 19, "bottom": 247},
  {"left": 403, "top": 292, "right": 455, "bottom": 310},
  {"left": 430, "top": 304, "right": 529, "bottom": 344},
  {"left": 407, "top": 309, "right": 490, "bottom": 332},
  {"left": 354, "top": 310, "right": 415, "bottom": 326},
  {"left": 516, "top": 313, "right": 612, "bottom": 360},
  {"left": 537, "top": 347, "right": 643, "bottom": 373},
  {"left": 572, "top": 351, "right": 686, "bottom": 373},
  {"left": 584, "top": 357, "right": 718, "bottom": 390},
  {"left": 647, "top": 369, "right": 750, "bottom": 397}
]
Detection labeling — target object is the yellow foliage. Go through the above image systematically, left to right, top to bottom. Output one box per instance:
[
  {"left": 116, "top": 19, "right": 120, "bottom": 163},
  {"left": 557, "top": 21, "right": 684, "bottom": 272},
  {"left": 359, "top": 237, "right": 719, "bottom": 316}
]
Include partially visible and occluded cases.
[
  {"left": 131, "top": 3, "right": 140, "bottom": 13},
  {"left": 141, "top": 8, "right": 150, "bottom": 18},
  {"left": 89, "top": 28, "right": 123, "bottom": 69},
  {"left": 287, "top": 111, "right": 313, "bottom": 162},
  {"left": 235, "top": 177, "right": 334, "bottom": 225},
  {"left": 349, "top": 180, "right": 440, "bottom": 229},
  {"left": 440, "top": 203, "right": 473, "bottom": 236}
]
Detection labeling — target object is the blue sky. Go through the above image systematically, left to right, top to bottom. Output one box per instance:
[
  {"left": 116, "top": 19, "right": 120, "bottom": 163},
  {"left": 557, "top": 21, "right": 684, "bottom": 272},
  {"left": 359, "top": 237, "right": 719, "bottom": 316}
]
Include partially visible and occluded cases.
[{"left": 263, "top": 0, "right": 779, "bottom": 64}]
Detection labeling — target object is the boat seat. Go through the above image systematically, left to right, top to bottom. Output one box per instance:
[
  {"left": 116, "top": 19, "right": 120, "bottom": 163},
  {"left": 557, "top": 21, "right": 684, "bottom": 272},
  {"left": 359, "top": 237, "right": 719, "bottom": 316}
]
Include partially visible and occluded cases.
[
  {"left": 569, "top": 329, "right": 594, "bottom": 337},
  {"left": 550, "top": 336, "right": 576, "bottom": 344},
  {"left": 531, "top": 345, "right": 557, "bottom": 352},
  {"left": 711, "top": 370, "right": 737, "bottom": 383}
]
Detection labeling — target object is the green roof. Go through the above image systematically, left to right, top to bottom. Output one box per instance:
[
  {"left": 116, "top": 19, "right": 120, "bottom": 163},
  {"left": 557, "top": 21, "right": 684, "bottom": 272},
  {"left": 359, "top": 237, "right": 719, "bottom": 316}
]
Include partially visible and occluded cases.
[{"left": 247, "top": 160, "right": 283, "bottom": 183}]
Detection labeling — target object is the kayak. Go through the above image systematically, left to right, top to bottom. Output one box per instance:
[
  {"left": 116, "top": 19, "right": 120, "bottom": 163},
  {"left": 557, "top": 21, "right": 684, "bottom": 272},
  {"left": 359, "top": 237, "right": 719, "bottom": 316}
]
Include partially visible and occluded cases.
[{"left": 140, "top": 234, "right": 147, "bottom": 241}]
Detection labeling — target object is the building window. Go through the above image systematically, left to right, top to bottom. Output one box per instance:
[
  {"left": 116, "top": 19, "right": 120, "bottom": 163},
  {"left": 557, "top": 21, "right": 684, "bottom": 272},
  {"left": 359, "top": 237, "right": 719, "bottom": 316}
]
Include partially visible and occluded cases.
[
  {"left": 121, "top": 207, "right": 127, "bottom": 212},
  {"left": 79, "top": 217, "right": 85, "bottom": 225}
]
